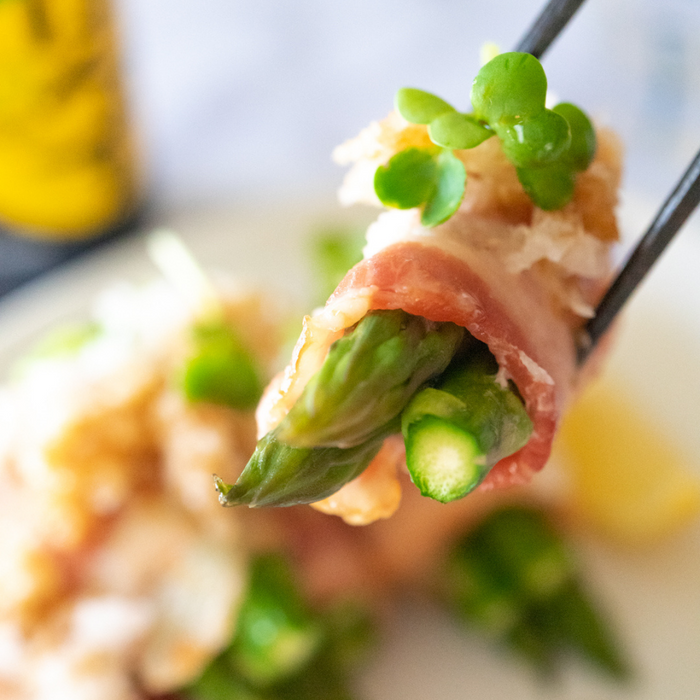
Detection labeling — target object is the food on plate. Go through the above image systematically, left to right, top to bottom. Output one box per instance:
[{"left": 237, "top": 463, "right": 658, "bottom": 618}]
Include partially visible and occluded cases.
[
  {"left": 217, "top": 52, "right": 623, "bottom": 523},
  {"left": 308, "top": 226, "right": 366, "bottom": 306},
  {"left": 0, "top": 244, "right": 636, "bottom": 697},
  {"left": 0, "top": 277, "right": 283, "bottom": 698},
  {"left": 443, "top": 505, "right": 628, "bottom": 679},
  {"left": 184, "top": 552, "right": 374, "bottom": 700}
]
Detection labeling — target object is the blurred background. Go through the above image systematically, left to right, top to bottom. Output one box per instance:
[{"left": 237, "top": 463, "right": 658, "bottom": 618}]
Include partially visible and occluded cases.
[
  {"left": 2, "top": 0, "right": 700, "bottom": 287},
  {"left": 111, "top": 0, "right": 700, "bottom": 210}
]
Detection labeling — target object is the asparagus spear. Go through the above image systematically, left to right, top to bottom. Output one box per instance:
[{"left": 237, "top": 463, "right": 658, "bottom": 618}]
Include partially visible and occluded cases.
[
  {"left": 219, "top": 309, "right": 463, "bottom": 507},
  {"left": 276, "top": 310, "right": 465, "bottom": 448},
  {"left": 220, "top": 311, "right": 533, "bottom": 507},
  {"left": 401, "top": 345, "right": 533, "bottom": 502},
  {"left": 216, "top": 420, "right": 396, "bottom": 508},
  {"left": 471, "top": 505, "right": 571, "bottom": 601},
  {"left": 443, "top": 506, "right": 630, "bottom": 679},
  {"left": 444, "top": 540, "right": 524, "bottom": 638},
  {"left": 540, "top": 580, "right": 630, "bottom": 679}
]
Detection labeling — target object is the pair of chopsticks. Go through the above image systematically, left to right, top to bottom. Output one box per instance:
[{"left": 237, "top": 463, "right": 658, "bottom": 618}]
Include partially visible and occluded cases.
[{"left": 516, "top": 0, "right": 700, "bottom": 364}]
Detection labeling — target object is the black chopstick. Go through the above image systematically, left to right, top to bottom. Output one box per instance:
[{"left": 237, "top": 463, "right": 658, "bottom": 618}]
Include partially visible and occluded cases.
[
  {"left": 514, "top": 0, "right": 700, "bottom": 363},
  {"left": 515, "top": 0, "right": 587, "bottom": 58},
  {"left": 577, "top": 146, "right": 700, "bottom": 364}
]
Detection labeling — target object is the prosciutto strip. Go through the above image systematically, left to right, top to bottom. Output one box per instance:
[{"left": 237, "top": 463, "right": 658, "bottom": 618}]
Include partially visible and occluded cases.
[{"left": 256, "top": 126, "right": 621, "bottom": 525}]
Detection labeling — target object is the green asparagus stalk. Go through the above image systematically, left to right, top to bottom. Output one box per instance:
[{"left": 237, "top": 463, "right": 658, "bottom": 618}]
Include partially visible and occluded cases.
[
  {"left": 220, "top": 309, "right": 464, "bottom": 507},
  {"left": 276, "top": 310, "right": 465, "bottom": 448},
  {"left": 401, "top": 345, "right": 533, "bottom": 502},
  {"left": 215, "top": 419, "right": 397, "bottom": 508},
  {"left": 443, "top": 506, "right": 630, "bottom": 680},
  {"left": 471, "top": 506, "right": 571, "bottom": 601},
  {"left": 444, "top": 541, "right": 523, "bottom": 638},
  {"left": 541, "top": 581, "right": 630, "bottom": 679},
  {"left": 506, "top": 618, "right": 558, "bottom": 678}
]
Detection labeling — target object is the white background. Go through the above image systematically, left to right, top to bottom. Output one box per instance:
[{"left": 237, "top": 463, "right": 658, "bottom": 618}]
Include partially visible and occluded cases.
[{"left": 113, "top": 0, "right": 700, "bottom": 226}]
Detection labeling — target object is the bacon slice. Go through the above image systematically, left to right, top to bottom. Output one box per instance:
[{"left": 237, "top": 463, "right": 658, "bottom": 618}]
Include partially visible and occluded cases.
[
  {"left": 256, "top": 129, "right": 621, "bottom": 525},
  {"left": 256, "top": 235, "right": 579, "bottom": 521}
]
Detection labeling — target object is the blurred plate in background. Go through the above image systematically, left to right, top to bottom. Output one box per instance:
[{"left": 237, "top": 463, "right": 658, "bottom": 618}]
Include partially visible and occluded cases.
[{"left": 0, "top": 195, "right": 698, "bottom": 698}]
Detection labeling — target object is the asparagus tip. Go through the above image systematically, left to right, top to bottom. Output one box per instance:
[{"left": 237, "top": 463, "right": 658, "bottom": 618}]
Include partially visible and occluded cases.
[{"left": 213, "top": 474, "right": 238, "bottom": 506}]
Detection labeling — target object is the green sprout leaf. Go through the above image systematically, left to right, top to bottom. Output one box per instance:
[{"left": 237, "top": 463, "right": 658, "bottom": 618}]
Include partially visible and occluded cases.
[
  {"left": 471, "top": 52, "right": 547, "bottom": 125},
  {"left": 374, "top": 53, "right": 597, "bottom": 223},
  {"left": 395, "top": 87, "right": 455, "bottom": 124},
  {"left": 552, "top": 102, "right": 596, "bottom": 172},
  {"left": 496, "top": 108, "right": 571, "bottom": 169},
  {"left": 428, "top": 111, "right": 492, "bottom": 150},
  {"left": 374, "top": 147, "right": 438, "bottom": 209},
  {"left": 374, "top": 147, "right": 465, "bottom": 228},
  {"left": 421, "top": 149, "right": 466, "bottom": 227},
  {"left": 517, "top": 163, "right": 576, "bottom": 211},
  {"left": 183, "top": 321, "right": 263, "bottom": 410}
]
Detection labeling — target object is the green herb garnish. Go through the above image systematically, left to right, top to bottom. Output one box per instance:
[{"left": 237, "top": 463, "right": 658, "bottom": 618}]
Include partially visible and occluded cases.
[
  {"left": 375, "top": 52, "right": 597, "bottom": 223},
  {"left": 428, "top": 111, "right": 491, "bottom": 150},
  {"left": 374, "top": 146, "right": 467, "bottom": 227},
  {"left": 309, "top": 227, "right": 365, "bottom": 306},
  {"left": 182, "top": 320, "right": 263, "bottom": 410},
  {"left": 184, "top": 553, "right": 374, "bottom": 700}
]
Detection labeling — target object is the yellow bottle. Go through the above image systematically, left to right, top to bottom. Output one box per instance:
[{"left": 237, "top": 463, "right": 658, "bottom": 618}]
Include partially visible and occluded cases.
[{"left": 0, "top": 0, "right": 139, "bottom": 240}]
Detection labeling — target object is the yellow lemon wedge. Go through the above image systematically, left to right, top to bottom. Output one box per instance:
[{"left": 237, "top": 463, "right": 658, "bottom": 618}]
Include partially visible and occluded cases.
[{"left": 553, "top": 377, "right": 700, "bottom": 546}]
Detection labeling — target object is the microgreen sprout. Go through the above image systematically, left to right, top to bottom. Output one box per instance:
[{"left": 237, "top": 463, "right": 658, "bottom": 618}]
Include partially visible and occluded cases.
[
  {"left": 374, "top": 52, "right": 596, "bottom": 225},
  {"left": 374, "top": 147, "right": 467, "bottom": 227}
]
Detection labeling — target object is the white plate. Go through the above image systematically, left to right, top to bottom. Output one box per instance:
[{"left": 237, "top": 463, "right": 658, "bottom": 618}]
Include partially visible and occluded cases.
[{"left": 1, "top": 196, "right": 699, "bottom": 699}]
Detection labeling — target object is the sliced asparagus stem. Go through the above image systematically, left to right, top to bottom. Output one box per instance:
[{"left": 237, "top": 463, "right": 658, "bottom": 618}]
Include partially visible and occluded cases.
[
  {"left": 276, "top": 310, "right": 464, "bottom": 449},
  {"left": 402, "top": 345, "right": 533, "bottom": 502},
  {"left": 404, "top": 416, "right": 485, "bottom": 503}
]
